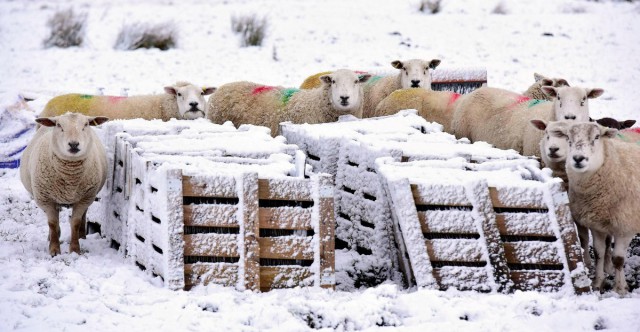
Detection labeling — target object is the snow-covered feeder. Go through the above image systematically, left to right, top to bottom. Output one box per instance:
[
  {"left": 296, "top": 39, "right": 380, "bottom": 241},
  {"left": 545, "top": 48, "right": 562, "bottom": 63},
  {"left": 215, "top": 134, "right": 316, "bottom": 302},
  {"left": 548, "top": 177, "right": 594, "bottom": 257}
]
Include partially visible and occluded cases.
[
  {"left": 362, "top": 66, "right": 487, "bottom": 94},
  {"left": 0, "top": 92, "right": 36, "bottom": 168},
  {"left": 89, "top": 119, "right": 333, "bottom": 291},
  {"left": 376, "top": 158, "right": 589, "bottom": 294}
]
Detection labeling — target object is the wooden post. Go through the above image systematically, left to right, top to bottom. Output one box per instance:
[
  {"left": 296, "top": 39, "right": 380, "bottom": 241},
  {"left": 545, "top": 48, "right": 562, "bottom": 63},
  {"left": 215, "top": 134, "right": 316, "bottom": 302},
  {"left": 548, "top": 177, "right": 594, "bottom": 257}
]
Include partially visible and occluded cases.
[
  {"left": 164, "top": 168, "right": 185, "bottom": 291},
  {"left": 239, "top": 172, "right": 260, "bottom": 291},
  {"left": 316, "top": 174, "right": 336, "bottom": 289},
  {"left": 465, "top": 179, "right": 513, "bottom": 293},
  {"left": 546, "top": 183, "right": 591, "bottom": 294}
]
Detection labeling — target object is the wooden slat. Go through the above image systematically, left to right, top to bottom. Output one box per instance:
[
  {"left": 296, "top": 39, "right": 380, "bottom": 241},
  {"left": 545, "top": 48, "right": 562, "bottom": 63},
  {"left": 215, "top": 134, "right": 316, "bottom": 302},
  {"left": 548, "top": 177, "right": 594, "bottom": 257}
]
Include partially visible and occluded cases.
[
  {"left": 164, "top": 168, "right": 186, "bottom": 290},
  {"left": 241, "top": 173, "right": 260, "bottom": 291},
  {"left": 317, "top": 174, "right": 335, "bottom": 289},
  {"left": 182, "top": 176, "right": 237, "bottom": 198},
  {"left": 258, "top": 178, "right": 312, "bottom": 201},
  {"left": 411, "top": 184, "right": 470, "bottom": 207},
  {"left": 489, "top": 187, "right": 546, "bottom": 209},
  {"left": 183, "top": 204, "right": 239, "bottom": 227},
  {"left": 259, "top": 207, "right": 313, "bottom": 230},
  {"left": 418, "top": 211, "right": 477, "bottom": 235},
  {"left": 495, "top": 214, "right": 554, "bottom": 237},
  {"left": 183, "top": 233, "right": 239, "bottom": 257},
  {"left": 258, "top": 237, "right": 314, "bottom": 260},
  {"left": 425, "top": 239, "right": 485, "bottom": 263},
  {"left": 503, "top": 242, "right": 562, "bottom": 266},
  {"left": 184, "top": 263, "right": 238, "bottom": 288},
  {"left": 259, "top": 266, "right": 313, "bottom": 291},
  {"left": 432, "top": 267, "right": 492, "bottom": 292},
  {"left": 510, "top": 271, "right": 565, "bottom": 292}
]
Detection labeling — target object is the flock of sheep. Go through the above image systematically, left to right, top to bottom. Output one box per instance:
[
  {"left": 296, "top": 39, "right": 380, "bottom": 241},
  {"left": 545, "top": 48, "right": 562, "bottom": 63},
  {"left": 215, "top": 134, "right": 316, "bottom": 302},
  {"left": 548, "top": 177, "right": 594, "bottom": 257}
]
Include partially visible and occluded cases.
[{"left": 22, "top": 57, "right": 640, "bottom": 295}]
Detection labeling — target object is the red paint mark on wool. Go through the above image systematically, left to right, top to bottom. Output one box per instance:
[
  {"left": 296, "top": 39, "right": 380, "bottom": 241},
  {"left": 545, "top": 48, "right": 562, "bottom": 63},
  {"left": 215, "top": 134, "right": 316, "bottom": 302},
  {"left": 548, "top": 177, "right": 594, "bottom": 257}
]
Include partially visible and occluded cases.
[
  {"left": 252, "top": 86, "right": 277, "bottom": 95},
  {"left": 448, "top": 93, "right": 461, "bottom": 108},
  {"left": 515, "top": 95, "right": 531, "bottom": 103},
  {"left": 108, "top": 96, "right": 127, "bottom": 103},
  {"left": 623, "top": 127, "right": 640, "bottom": 134}
]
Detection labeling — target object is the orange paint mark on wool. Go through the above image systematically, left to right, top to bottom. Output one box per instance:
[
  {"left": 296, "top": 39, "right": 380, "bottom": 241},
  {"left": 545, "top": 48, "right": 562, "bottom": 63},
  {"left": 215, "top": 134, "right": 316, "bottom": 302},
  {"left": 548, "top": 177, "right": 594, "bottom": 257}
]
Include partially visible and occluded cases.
[{"left": 252, "top": 86, "right": 278, "bottom": 95}]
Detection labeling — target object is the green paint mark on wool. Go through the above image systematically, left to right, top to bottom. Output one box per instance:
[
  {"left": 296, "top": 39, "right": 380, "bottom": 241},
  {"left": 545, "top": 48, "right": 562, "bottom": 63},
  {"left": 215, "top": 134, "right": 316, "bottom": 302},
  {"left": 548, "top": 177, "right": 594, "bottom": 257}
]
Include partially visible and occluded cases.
[
  {"left": 367, "top": 75, "right": 383, "bottom": 85},
  {"left": 281, "top": 88, "right": 300, "bottom": 104},
  {"left": 80, "top": 94, "right": 93, "bottom": 99},
  {"left": 528, "top": 99, "right": 545, "bottom": 108}
]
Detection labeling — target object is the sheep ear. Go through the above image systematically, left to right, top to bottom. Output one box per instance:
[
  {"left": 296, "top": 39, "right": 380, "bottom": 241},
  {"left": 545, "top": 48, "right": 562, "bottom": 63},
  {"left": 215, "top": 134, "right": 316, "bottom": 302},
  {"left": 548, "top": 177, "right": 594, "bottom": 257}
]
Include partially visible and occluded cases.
[
  {"left": 428, "top": 59, "right": 441, "bottom": 70},
  {"left": 391, "top": 60, "right": 403, "bottom": 69},
  {"left": 533, "top": 73, "right": 546, "bottom": 82},
  {"left": 358, "top": 74, "right": 372, "bottom": 83},
  {"left": 319, "top": 75, "right": 332, "bottom": 85},
  {"left": 540, "top": 78, "right": 554, "bottom": 87},
  {"left": 556, "top": 79, "right": 570, "bottom": 87},
  {"left": 541, "top": 86, "right": 558, "bottom": 98},
  {"left": 164, "top": 87, "right": 177, "bottom": 95},
  {"left": 202, "top": 87, "right": 216, "bottom": 95},
  {"left": 587, "top": 88, "right": 604, "bottom": 99},
  {"left": 89, "top": 116, "right": 109, "bottom": 126},
  {"left": 35, "top": 117, "right": 57, "bottom": 127},
  {"left": 595, "top": 117, "right": 618, "bottom": 129},
  {"left": 530, "top": 119, "right": 547, "bottom": 131},
  {"left": 622, "top": 120, "right": 636, "bottom": 129},
  {"left": 601, "top": 127, "right": 618, "bottom": 139}
]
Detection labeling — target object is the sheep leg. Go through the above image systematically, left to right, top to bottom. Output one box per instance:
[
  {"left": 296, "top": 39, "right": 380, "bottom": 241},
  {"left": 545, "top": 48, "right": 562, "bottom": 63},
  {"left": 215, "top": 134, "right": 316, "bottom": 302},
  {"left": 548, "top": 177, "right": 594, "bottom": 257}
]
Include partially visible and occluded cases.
[
  {"left": 69, "top": 202, "right": 91, "bottom": 254},
  {"left": 42, "top": 204, "right": 61, "bottom": 256},
  {"left": 80, "top": 210, "right": 87, "bottom": 240},
  {"left": 576, "top": 223, "right": 592, "bottom": 270},
  {"left": 591, "top": 230, "right": 608, "bottom": 292},
  {"left": 611, "top": 234, "right": 632, "bottom": 296},
  {"left": 604, "top": 235, "right": 614, "bottom": 276}
]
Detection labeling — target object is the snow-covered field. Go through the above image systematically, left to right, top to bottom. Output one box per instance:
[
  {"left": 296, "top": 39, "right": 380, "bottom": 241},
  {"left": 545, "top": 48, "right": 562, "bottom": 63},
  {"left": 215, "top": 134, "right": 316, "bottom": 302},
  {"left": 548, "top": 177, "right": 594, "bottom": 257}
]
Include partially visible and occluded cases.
[{"left": 2, "top": 0, "right": 640, "bottom": 331}]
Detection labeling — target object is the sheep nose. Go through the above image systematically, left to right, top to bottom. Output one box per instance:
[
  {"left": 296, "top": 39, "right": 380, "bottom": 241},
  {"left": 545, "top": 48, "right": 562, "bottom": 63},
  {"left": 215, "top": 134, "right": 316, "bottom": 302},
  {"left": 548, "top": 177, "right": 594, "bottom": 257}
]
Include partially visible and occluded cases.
[
  {"left": 411, "top": 80, "right": 421, "bottom": 87},
  {"left": 340, "top": 96, "right": 349, "bottom": 102},
  {"left": 189, "top": 102, "right": 198, "bottom": 107},
  {"left": 565, "top": 115, "right": 577, "bottom": 120},
  {"left": 68, "top": 141, "right": 80, "bottom": 153},
  {"left": 549, "top": 147, "right": 559, "bottom": 154},
  {"left": 573, "top": 155, "right": 586, "bottom": 163}
]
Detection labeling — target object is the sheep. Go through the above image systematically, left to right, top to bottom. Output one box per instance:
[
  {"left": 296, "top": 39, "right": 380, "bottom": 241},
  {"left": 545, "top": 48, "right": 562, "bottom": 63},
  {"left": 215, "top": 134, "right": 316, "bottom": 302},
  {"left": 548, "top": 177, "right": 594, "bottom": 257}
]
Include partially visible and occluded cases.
[
  {"left": 297, "top": 59, "right": 441, "bottom": 117},
  {"left": 207, "top": 69, "right": 371, "bottom": 136},
  {"left": 522, "top": 73, "right": 570, "bottom": 100},
  {"left": 40, "top": 82, "right": 216, "bottom": 121},
  {"left": 450, "top": 85, "right": 604, "bottom": 157},
  {"left": 372, "top": 88, "right": 463, "bottom": 133},
  {"left": 20, "top": 113, "right": 109, "bottom": 256},
  {"left": 556, "top": 122, "right": 640, "bottom": 295},
  {"left": 616, "top": 127, "right": 640, "bottom": 144}
]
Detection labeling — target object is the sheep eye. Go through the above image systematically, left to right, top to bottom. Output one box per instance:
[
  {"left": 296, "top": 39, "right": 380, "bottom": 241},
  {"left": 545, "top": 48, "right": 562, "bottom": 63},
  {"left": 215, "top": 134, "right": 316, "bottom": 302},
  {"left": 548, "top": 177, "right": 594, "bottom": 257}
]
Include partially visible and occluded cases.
[
  {"left": 331, "top": 80, "right": 336, "bottom": 84},
  {"left": 354, "top": 80, "right": 358, "bottom": 84},
  {"left": 200, "top": 91, "right": 204, "bottom": 95},
  {"left": 177, "top": 93, "right": 182, "bottom": 97},
  {"left": 580, "top": 101, "right": 585, "bottom": 106},
  {"left": 559, "top": 102, "right": 562, "bottom": 108},
  {"left": 595, "top": 134, "right": 600, "bottom": 140}
]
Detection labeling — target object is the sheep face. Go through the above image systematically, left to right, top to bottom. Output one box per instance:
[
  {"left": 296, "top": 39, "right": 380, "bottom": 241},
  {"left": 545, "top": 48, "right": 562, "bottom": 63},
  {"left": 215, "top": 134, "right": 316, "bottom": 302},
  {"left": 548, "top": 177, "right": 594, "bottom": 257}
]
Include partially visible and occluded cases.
[
  {"left": 392, "top": 59, "right": 441, "bottom": 89},
  {"left": 320, "top": 69, "right": 371, "bottom": 113},
  {"left": 165, "top": 84, "right": 216, "bottom": 120},
  {"left": 542, "top": 86, "right": 604, "bottom": 121},
  {"left": 35, "top": 113, "right": 109, "bottom": 161},
  {"left": 531, "top": 120, "right": 569, "bottom": 164},
  {"left": 560, "top": 122, "right": 617, "bottom": 174}
]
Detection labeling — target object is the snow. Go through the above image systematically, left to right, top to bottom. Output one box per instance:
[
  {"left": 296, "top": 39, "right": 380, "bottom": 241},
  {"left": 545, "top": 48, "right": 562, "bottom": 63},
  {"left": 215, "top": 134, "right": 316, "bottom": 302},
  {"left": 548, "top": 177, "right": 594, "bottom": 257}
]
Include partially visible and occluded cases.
[{"left": 3, "top": 0, "right": 640, "bottom": 330}]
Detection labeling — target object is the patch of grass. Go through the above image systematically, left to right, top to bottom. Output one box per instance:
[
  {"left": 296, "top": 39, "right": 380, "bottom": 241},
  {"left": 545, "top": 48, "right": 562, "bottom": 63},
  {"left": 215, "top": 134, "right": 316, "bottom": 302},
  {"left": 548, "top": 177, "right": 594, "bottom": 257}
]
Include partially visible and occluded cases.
[
  {"left": 43, "top": 8, "right": 87, "bottom": 48},
  {"left": 231, "top": 14, "right": 268, "bottom": 47},
  {"left": 114, "top": 21, "right": 177, "bottom": 51}
]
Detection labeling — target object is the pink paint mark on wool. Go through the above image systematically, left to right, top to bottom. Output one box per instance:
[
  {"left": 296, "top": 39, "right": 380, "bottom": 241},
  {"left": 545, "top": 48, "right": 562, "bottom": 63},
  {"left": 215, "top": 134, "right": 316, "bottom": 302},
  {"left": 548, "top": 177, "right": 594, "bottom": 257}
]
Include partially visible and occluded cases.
[
  {"left": 252, "top": 86, "right": 277, "bottom": 95},
  {"left": 447, "top": 93, "right": 461, "bottom": 109},
  {"left": 506, "top": 95, "right": 532, "bottom": 110},
  {"left": 108, "top": 96, "right": 127, "bottom": 103},
  {"left": 623, "top": 127, "right": 640, "bottom": 134}
]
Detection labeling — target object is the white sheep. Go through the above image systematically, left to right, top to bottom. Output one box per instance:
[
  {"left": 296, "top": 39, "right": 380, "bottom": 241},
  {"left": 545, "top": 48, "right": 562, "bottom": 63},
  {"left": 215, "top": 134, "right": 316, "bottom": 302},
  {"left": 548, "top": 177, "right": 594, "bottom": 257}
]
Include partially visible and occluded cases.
[
  {"left": 207, "top": 69, "right": 371, "bottom": 136},
  {"left": 522, "top": 73, "right": 570, "bottom": 100},
  {"left": 40, "top": 82, "right": 216, "bottom": 121},
  {"left": 451, "top": 85, "right": 604, "bottom": 157},
  {"left": 20, "top": 113, "right": 109, "bottom": 256},
  {"left": 557, "top": 122, "right": 640, "bottom": 295}
]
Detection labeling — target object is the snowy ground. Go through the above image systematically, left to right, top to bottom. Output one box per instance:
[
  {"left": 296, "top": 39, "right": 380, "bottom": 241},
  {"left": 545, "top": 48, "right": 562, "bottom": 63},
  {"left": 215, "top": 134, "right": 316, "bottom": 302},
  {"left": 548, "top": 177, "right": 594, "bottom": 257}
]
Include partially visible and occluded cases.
[{"left": 2, "top": 0, "right": 640, "bottom": 331}]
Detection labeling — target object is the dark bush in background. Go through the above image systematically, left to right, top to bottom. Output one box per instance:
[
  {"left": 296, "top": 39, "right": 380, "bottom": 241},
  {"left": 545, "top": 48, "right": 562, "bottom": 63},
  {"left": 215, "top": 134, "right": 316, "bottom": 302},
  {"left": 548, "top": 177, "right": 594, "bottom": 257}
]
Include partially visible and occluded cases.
[
  {"left": 43, "top": 8, "right": 87, "bottom": 48},
  {"left": 231, "top": 14, "right": 268, "bottom": 47},
  {"left": 114, "top": 22, "right": 177, "bottom": 51}
]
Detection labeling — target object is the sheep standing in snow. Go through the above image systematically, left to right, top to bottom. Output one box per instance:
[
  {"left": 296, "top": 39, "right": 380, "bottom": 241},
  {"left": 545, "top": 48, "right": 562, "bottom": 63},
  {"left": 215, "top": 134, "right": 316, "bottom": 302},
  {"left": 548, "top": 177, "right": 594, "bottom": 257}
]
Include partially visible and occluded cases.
[
  {"left": 297, "top": 59, "right": 441, "bottom": 117},
  {"left": 207, "top": 69, "right": 371, "bottom": 136},
  {"left": 522, "top": 73, "right": 569, "bottom": 100},
  {"left": 40, "top": 82, "right": 216, "bottom": 121},
  {"left": 451, "top": 85, "right": 603, "bottom": 157},
  {"left": 373, "top": 88, "right": 464, "bottom": 133},
  {"left": 20, "top": 113, "right": 109, "bottom": 256},
  {"left": 557, "top": 122, "right": 640, "bottom": 294}
]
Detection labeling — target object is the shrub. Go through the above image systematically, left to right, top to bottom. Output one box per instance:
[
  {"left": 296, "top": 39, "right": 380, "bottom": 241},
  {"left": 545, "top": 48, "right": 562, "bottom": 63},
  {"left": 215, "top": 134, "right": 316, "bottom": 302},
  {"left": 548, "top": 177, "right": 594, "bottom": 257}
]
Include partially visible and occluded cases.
[
  {"left": 418, "top": 0, "right": 441, "bottom": 14},
  {"left": 43, "top": 8, "right": 87, "bottom": 48},
  {"left": 231, "top": 14, "right": 268, "bottom": 47},
  {"left": 114, "top": 21, "right": 177, "bottom": 51}
]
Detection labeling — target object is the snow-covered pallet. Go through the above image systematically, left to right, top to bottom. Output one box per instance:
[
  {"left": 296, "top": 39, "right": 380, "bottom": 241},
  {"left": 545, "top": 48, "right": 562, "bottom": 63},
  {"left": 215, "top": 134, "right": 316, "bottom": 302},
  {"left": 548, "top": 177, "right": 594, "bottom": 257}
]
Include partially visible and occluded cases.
[
  {"left": 127, "top": 151, "right": 335, "bottom": 291},
  {"left": 377, "top": 158, "right": 590, "bottom": 294}
]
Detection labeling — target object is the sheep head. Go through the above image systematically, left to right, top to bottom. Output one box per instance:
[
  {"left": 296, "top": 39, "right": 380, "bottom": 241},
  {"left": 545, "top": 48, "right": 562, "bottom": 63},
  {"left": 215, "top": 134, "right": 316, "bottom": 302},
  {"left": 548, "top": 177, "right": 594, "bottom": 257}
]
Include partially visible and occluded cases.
[
  {"left": 392, "top": 58, "right": 441, "bottom": 89},
  {"left": 320, "top": 69, "right": 371, "bottom": 114},
  {"left": 165, "top": 82, "right": 216, "bottom": 120},
  {"left": 542, "top": 86, "right": 603, "bottom": 122},
  {"left": 36, "top": 113, "right": 108, "bottom": 161},
  {"left": 531, "top": 119, "right": 570, "bottom": 164},
  {"left": 556, "top": 122, "right": 617, "bottom": 174}
]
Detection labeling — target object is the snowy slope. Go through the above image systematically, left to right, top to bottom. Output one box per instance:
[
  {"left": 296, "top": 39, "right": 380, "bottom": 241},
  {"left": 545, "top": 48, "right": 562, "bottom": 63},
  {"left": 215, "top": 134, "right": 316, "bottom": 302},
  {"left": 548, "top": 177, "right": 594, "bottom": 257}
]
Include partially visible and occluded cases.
[{"left": 2, "top": 0, "right": 640, "bottom": 331}]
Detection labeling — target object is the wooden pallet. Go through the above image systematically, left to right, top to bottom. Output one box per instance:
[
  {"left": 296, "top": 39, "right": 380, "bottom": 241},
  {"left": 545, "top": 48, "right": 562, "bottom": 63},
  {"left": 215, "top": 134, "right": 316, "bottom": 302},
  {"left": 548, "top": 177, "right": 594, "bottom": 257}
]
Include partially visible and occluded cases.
[{"left": 378, "top": 159, "right": 590, "bottom": 294}]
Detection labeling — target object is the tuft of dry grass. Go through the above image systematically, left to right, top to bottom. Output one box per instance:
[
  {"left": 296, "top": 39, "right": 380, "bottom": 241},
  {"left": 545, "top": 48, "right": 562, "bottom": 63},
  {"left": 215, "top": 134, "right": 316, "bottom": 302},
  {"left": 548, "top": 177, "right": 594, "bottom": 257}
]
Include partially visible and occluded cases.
[
  {"left": 43, "top": 8, "right": 87, "bottom": 48},
  {"left": 231, "top": 14, "right": 268, "bottom": 47},
  {"left": 114, "top": 21, "right": 177, "bottom": 51}
]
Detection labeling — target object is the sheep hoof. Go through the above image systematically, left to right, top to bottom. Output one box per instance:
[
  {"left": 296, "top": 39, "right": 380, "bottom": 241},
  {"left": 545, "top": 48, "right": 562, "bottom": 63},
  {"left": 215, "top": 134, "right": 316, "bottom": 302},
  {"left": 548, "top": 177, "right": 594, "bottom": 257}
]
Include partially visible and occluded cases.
[
  {"left": 69, "top": 244, "right": 81, "bottom": 254},
  {"left": 49, "top": 245, "right": 61, "bottom": 257},
  {"left": 613, "top": 284, "right": 629, "bottom": 296}
]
